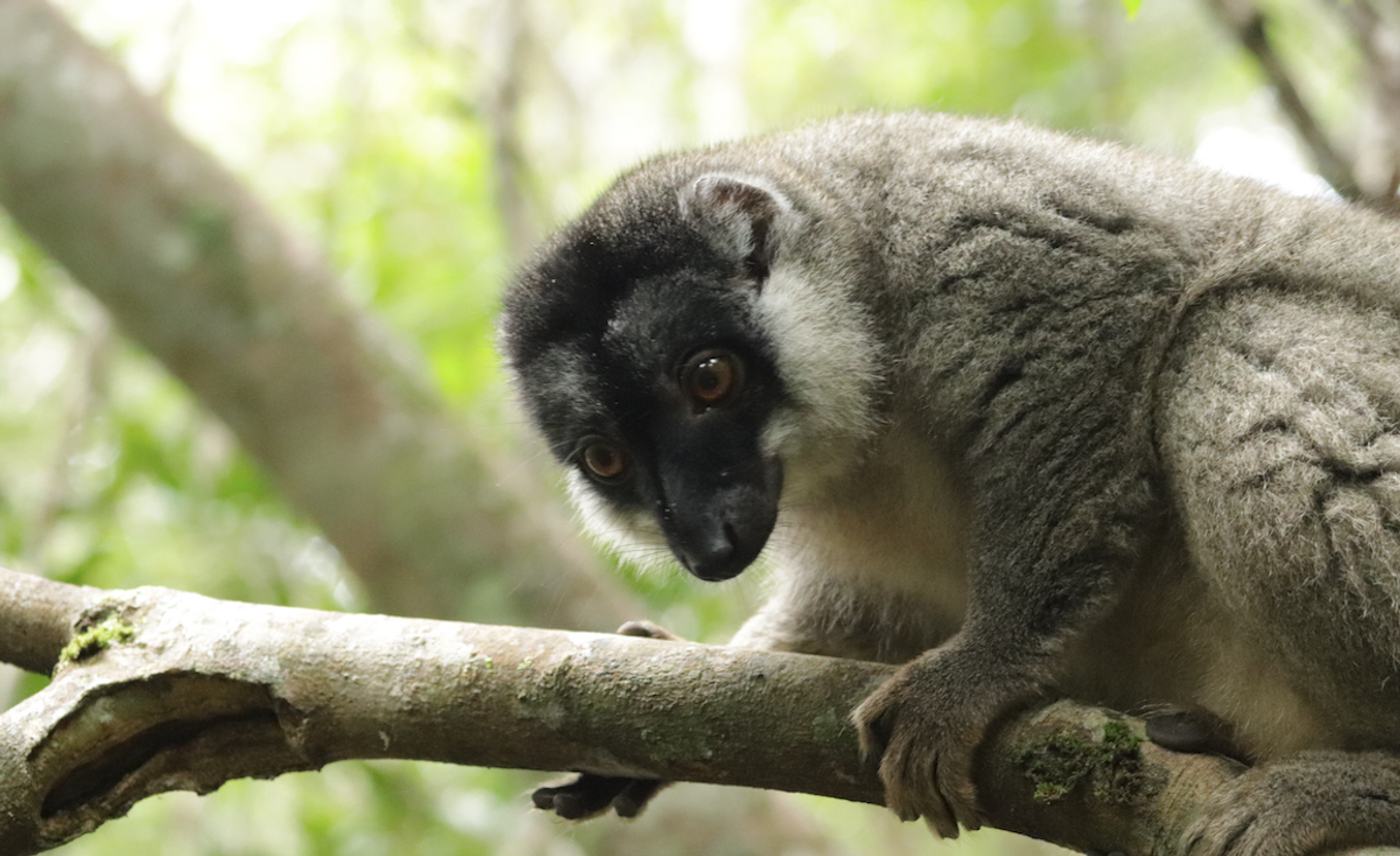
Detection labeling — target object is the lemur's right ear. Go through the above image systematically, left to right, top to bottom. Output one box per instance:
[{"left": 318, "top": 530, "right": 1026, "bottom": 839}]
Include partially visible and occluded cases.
[{"left": 679, "top": 173, "right": 793, "bottom": 282}]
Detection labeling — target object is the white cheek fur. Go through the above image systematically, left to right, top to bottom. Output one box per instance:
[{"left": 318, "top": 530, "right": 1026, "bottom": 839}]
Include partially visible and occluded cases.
[
  {"left": 756, "top": 265, "right": 883, "bottom": 495},
  {"left": 564, "top": 470, "right": 675, "bottom": 572}
]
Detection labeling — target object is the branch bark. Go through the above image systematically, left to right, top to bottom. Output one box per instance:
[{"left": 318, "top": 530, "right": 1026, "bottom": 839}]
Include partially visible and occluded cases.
[
  {"left": 0, "top": 0, "right": 631, "bottom": 630},
  {"left": 0, "top": 565, "right": 1333, "bottom": 856}
]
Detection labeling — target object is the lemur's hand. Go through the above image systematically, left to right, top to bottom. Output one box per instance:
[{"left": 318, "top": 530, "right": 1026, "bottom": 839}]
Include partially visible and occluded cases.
[{"left": 853, "top": 642, "right": 1047, "bottom": 838}]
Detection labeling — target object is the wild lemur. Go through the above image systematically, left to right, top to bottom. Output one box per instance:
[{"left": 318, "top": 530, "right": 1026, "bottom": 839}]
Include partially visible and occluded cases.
[{"left": 498, "top": 111, "right": 1400, "bottom": 855}]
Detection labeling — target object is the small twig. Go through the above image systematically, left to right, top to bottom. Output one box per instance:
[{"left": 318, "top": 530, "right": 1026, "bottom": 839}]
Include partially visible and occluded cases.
[
  {"left": 1205, "top": 0, "right": 1364, "bottom": 200},
  {"left": 1329, "top": 0, "right": 1400, "bottom": 200}
]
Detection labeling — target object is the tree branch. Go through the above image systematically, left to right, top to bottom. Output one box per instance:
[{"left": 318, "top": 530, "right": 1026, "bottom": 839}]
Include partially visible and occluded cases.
[
  {"left": 1204, "top": 0, "right": 1364, "bottom": 201},
  {"left": 1328, "top": 0, "right": 1400, "bottom": 200},
  {"left": 0, "top": 565, "right": 1317, "bottom": 856}
]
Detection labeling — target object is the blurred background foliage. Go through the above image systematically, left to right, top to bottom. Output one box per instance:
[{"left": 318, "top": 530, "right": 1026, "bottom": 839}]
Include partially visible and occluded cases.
[{"left": 0, "top": 0, "right": 1377, "bottom": 853}]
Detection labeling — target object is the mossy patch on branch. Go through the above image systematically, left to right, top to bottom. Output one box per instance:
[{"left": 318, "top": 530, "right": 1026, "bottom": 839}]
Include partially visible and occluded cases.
[
  {"left": 59, "top": 615, "right": 137, "bottom": 664},
  {"left": 1016, "top": 715, "right": 1151, "bottom": 805}
]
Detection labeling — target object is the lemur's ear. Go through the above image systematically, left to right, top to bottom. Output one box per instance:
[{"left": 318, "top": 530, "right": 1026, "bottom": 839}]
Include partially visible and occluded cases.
[{"left": 679, "top": 173, "right": 793, "bottom": 281}]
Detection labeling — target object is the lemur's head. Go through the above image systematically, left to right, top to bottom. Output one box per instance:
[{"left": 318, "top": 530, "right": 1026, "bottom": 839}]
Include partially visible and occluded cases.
[{"left": 500, "top": 158, "right": 879, "bottom": 582}]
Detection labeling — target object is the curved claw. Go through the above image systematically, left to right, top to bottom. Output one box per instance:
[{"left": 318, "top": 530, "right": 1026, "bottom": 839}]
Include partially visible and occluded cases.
[{"left": 1144, "top": 706, "right": 1245, "bottom": 761}]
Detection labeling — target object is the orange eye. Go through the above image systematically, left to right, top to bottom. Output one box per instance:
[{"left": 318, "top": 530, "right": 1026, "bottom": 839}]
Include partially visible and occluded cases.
[
  {"left": 680, "top": 349, "right": 743, "bottom": 410},
  {"left": 580, "top": 438, "right": 629, "bottom": 483}
]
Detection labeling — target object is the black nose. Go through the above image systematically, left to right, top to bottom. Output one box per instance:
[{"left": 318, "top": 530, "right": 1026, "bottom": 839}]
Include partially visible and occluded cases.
[
  {"left": 658, "top": 456, "right": 782, "bottom": 583},
  {"left": 670, "top": 490, "right": 778, "bottom": 582},
  {"left": 676, "top": 520, "right": 759, "bottom": 581}
]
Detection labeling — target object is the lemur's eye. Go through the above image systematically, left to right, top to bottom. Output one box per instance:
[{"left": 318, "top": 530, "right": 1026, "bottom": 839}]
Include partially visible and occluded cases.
[
  {"left": 680, "top": 349, "right": 744, "bottom": 410},
  {"left": 579, "top": 437, "right": 629, "bottom": 483}
]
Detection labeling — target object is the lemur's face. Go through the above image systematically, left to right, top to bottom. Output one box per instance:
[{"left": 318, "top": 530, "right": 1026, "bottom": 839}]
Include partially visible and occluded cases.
[
  {"left": 502, "top": 167, "right": 884, "bottom": 581},
  {"left": 500, "top": 177, "right": 789, "bottom": 582}
]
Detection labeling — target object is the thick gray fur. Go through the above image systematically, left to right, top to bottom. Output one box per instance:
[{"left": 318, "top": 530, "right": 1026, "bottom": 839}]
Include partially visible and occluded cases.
[{"left": 499, "top": 112, "right": 1400, "bottom": 854}]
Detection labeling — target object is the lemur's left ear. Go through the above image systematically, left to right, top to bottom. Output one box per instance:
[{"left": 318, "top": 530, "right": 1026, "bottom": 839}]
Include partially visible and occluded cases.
[{"left": 679, "top": 173, "right": 793, "bottom": 281}]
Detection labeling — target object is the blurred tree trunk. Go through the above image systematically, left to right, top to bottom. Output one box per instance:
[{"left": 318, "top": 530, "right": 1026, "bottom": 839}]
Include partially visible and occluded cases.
[{"left": 0, "top": 0, "right": 635, "bottom": 630}]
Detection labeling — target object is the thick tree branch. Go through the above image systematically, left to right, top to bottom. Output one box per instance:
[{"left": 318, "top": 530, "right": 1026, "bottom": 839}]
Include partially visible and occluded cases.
[
  {"left": 0, "top": 0, "right": 631, "bottom": 629},
  {"left": 0, "top": 565, "right": 1338, "bottom": 856}
]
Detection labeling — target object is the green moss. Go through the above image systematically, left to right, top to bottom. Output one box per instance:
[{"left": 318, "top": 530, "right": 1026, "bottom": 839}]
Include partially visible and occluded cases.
[
  {"left": 59, "top": 615, "right": 137, "bottom": 664},
  {"left": 1016, "top": 716, "right": 1149, "bottom": 805},
  {"left": 1101, "top": 719, "right": 1138, "bottom": 751}
]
